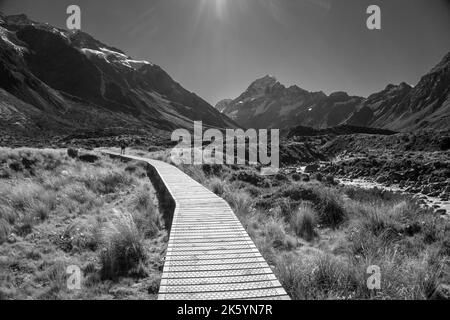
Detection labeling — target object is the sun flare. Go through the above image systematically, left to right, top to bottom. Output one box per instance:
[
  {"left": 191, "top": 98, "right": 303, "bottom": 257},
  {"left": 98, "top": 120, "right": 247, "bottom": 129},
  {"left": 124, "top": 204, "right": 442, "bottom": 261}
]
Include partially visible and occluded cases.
[{"left": 199, "top": 0, "right": 228, "bottom": 20}]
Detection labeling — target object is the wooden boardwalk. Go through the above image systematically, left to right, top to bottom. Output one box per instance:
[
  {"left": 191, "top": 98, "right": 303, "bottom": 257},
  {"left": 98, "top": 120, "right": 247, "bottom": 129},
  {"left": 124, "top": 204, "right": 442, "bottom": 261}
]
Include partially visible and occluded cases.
[{"left": 104, "top": 152, "right": 290, "bottom": 300}]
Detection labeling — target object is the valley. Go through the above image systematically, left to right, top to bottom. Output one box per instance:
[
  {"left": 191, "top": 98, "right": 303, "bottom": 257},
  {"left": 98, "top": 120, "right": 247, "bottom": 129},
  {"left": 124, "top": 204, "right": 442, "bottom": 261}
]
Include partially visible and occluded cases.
[{"left": 0, "top": 9, "right": 449, "bottom": 300}]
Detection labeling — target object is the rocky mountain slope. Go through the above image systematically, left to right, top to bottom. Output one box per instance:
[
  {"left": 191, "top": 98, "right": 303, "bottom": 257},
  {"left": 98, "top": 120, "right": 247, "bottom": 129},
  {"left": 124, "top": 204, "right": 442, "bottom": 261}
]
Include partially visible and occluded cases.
[
  {"left": 0, "top": 13, "right": 237, "bottom": 143},
  {"left": 216, "top": 52, "right": 450, "bottom": 132},
  {"left": 216, "top": 75, "right": 363, "bottom": 130}
]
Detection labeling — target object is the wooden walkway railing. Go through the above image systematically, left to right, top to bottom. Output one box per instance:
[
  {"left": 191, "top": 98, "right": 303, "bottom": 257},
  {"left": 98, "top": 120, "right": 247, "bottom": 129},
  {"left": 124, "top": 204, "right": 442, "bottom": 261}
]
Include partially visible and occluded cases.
[{"left": 104, "top": 152, "right": 290, "bottom": 300}]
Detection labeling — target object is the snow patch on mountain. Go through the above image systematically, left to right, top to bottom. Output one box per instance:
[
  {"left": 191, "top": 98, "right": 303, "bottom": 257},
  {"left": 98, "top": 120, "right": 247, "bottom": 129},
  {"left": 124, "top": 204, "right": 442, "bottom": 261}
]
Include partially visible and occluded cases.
[
  {"left": 0, "top": 27, "right": 27, "bottom": 54},
  {"left": 81, "top": 47, "right": 152, "bottom": 70},
  {"left": 81, "top": 48, "right": 109, "bottom": 62},
  {"left": 122, "top": 59, "right": 152, "bottom": 70}
]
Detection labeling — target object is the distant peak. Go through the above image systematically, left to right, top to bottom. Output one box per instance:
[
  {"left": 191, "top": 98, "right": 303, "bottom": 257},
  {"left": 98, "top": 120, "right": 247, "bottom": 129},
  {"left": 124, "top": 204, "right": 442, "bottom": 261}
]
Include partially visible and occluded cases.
[
  {"left": 249, "top": 74, "right": 277, "bottom": 87},
  {"left": 385, "top": 82, "right": 412, "bottom": 91},
  {"left": 399, "top": 82, "right": 412, "bottom": 89},
  {"left": 329, "top": 91, "right": 349, "bottom": 99}
]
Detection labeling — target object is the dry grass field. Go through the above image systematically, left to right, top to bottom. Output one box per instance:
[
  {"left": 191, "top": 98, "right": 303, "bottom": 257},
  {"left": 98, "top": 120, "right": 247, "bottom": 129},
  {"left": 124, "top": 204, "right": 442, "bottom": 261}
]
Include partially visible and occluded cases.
[
  {"left": 1, "top": 146, "right": 449, "bottom": 300},
  {"left": 124, "top": 147, "right": 450, "bottom": 300},
  {"left": 0, "top": 148, "right": 167, "bottom": 300}
]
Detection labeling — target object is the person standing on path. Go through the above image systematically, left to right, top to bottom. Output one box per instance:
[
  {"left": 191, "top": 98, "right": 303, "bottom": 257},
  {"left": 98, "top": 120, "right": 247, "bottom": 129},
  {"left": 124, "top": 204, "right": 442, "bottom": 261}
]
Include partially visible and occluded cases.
[{"left": 120, "top": 139, "right": 127, "bottom": 155}]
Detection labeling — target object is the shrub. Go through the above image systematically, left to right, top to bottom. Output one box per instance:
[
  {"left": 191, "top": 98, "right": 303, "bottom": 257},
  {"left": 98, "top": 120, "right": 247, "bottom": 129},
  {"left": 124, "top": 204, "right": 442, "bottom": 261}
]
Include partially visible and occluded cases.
[
  {"left": 439, "top": 137, "right": 450, "bottom": 151},
  {"left": 67, "top": 148, "right": 78, "bottom": 159},
  {"left": 78, "top": 154, "right": 99, "bottom": 163},
  {"left": 9, "top": 161, "right": 23, "bottom": 172},
  {"left": 125, "top": 162, "right": 147, "bottom": 178},
  {"left": 202, "top": 164, "right": 228, "bottom": 177},
  {"left": 179, "top": 165, "right": 207, "bottom": 184},
  {"left": 0, "top": 168, "right": 11, "bottom": 179},
  {"left": 230, "top": 170, "right": 265, "bottom": 187},
  {"left": 86, "top": 171, "right": 134, "bottom": 194},
  {"left": 275, "top": 173, "right": 288, "bottom": 182},
  {"left": 292, "top": 173, "right": 301, "bottom": 181},
  {"left": 325, "top": 175, "right": 335, "bottom": 185},
  {"left": 207, "top": 178, "right": 227, "bottom": 196},
  {"left": 64, "top": 184, "right": 96, "bottom": 205},
  {"left": 133, "top": 184, "right": 159, "bottom": 238},
  {"left": 244, "top": 184, "right": 262, "bottom": 197},
  {"left": 281, "top": 184, "right": 315, "bottom": 202},
  {"left": 313, "top": 188, "right": 346, "bottom": 229},
  {"left": 224, "top": 190, "right": 252, "bottom": 216},
  {"left": 277, "top": 198, "right": 297, "bottom": 218},
  {"left": 33, "top": 201, "right": 50, "bottom": 221},
  {"left": 291, "top": 203, "right": 317, "bottom": 241},
  {"left": 0, "top": 205, "right": 16, "bottom": 224},
  {"left": 16, "top": 214, "right": 34, "bottom": 236},
  {"left": 0, "top": 218, "right": 10, "bottom": 244},
  {"left": 265, "top": 219, "right": 287, "bottom": 248},
  {"left": 100, "top": 221, "right": 147, "bottom": 280},
  {"left": 275, "top": 253, "right": 359, "bottom": 299},
  {"left": 39, "top": 260, "right": 67, "bottom": 298}
]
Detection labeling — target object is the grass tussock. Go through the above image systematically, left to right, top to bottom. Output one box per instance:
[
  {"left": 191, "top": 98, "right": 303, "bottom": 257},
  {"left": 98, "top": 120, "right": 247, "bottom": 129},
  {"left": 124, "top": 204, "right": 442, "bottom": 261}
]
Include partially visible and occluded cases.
[
  {"left": 132, "top": 183, "right": 160, "bottom": 238},
  {"left": 291, "top": 203, "right": 317, "bottom": 241},
  {"left": 100, "top": 214, "right": 147, "bottom": 280}
]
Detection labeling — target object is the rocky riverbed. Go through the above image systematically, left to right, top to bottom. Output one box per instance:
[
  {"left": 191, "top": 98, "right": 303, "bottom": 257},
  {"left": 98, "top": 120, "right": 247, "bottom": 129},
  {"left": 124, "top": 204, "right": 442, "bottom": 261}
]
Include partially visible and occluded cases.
[
  {"left": 285, "top": 152, "right": 450, "bottom": 215},
  {"left": 338, "top": 178, "right": 450, "bottom": 216}
]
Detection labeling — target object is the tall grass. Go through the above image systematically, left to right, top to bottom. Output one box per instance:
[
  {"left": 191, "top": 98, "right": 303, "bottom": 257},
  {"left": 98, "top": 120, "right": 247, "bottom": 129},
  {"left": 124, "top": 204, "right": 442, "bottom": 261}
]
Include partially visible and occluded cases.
[
  {"left": 0, "top": 148, "right": 165, "bottom": 299},
  {"left": 207, "top": 177, "right": 227, "bottom": 196},
  {"left": 132, "top": 183, "right": 160, "bottom": 238},
  {"left": 312, "top": 187, "right": 346, "bottom": 229},
  {"left": 223, "top": 190, "right": 252, "bottom": 217},
  {"left": 291, "top": 203, "right": 317, "bottom": 241},
  {"left": 100, "top": 217, "right": 147, "bottom": 280},
  {"left": 275, "top": 253, "right": 360, "bottom": 300}
]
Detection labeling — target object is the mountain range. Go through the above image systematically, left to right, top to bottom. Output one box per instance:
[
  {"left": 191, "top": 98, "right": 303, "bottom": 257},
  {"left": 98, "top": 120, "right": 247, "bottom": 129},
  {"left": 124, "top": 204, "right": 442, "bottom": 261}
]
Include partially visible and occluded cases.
[
  {"left": 0, "top": 12, "right": 237, "bottom": 142},
  {"left": 1, "top": 12, "right": 449, "bottom": 145},
  {"left": 216, "top": 52, "right": 450, "bottom": 132}
]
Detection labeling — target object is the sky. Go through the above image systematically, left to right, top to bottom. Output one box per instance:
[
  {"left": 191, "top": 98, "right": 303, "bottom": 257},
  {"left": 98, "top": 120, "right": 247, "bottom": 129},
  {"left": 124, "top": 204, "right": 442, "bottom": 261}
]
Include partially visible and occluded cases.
[{"left": 1, "top": 0, "right": 449, "bottom": 105}]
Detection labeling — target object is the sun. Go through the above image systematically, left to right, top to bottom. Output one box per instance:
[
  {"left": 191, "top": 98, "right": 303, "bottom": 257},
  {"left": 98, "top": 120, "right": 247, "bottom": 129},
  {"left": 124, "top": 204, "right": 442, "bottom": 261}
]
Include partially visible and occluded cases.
[{"left": 199, "top": 0, "right": 228, "bottom": 20}]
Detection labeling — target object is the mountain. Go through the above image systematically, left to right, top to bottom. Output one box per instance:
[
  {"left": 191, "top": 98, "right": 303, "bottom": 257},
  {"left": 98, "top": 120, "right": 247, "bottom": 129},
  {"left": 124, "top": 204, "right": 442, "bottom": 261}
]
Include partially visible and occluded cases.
[
  {"left": 0, "top": 13, "right": 237, "bottom": 142},
  {"left": 347, "top": 52, "right": 450, "bottom": 131},
  {"left": 216, "top": 53, "right": 450, "bottom": 132},
  {"left": 215, "top": 75, "right": 363, "bottom": 130},
  {"left": 215, "top": 99, "right": 233, "bottom": 113}
]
